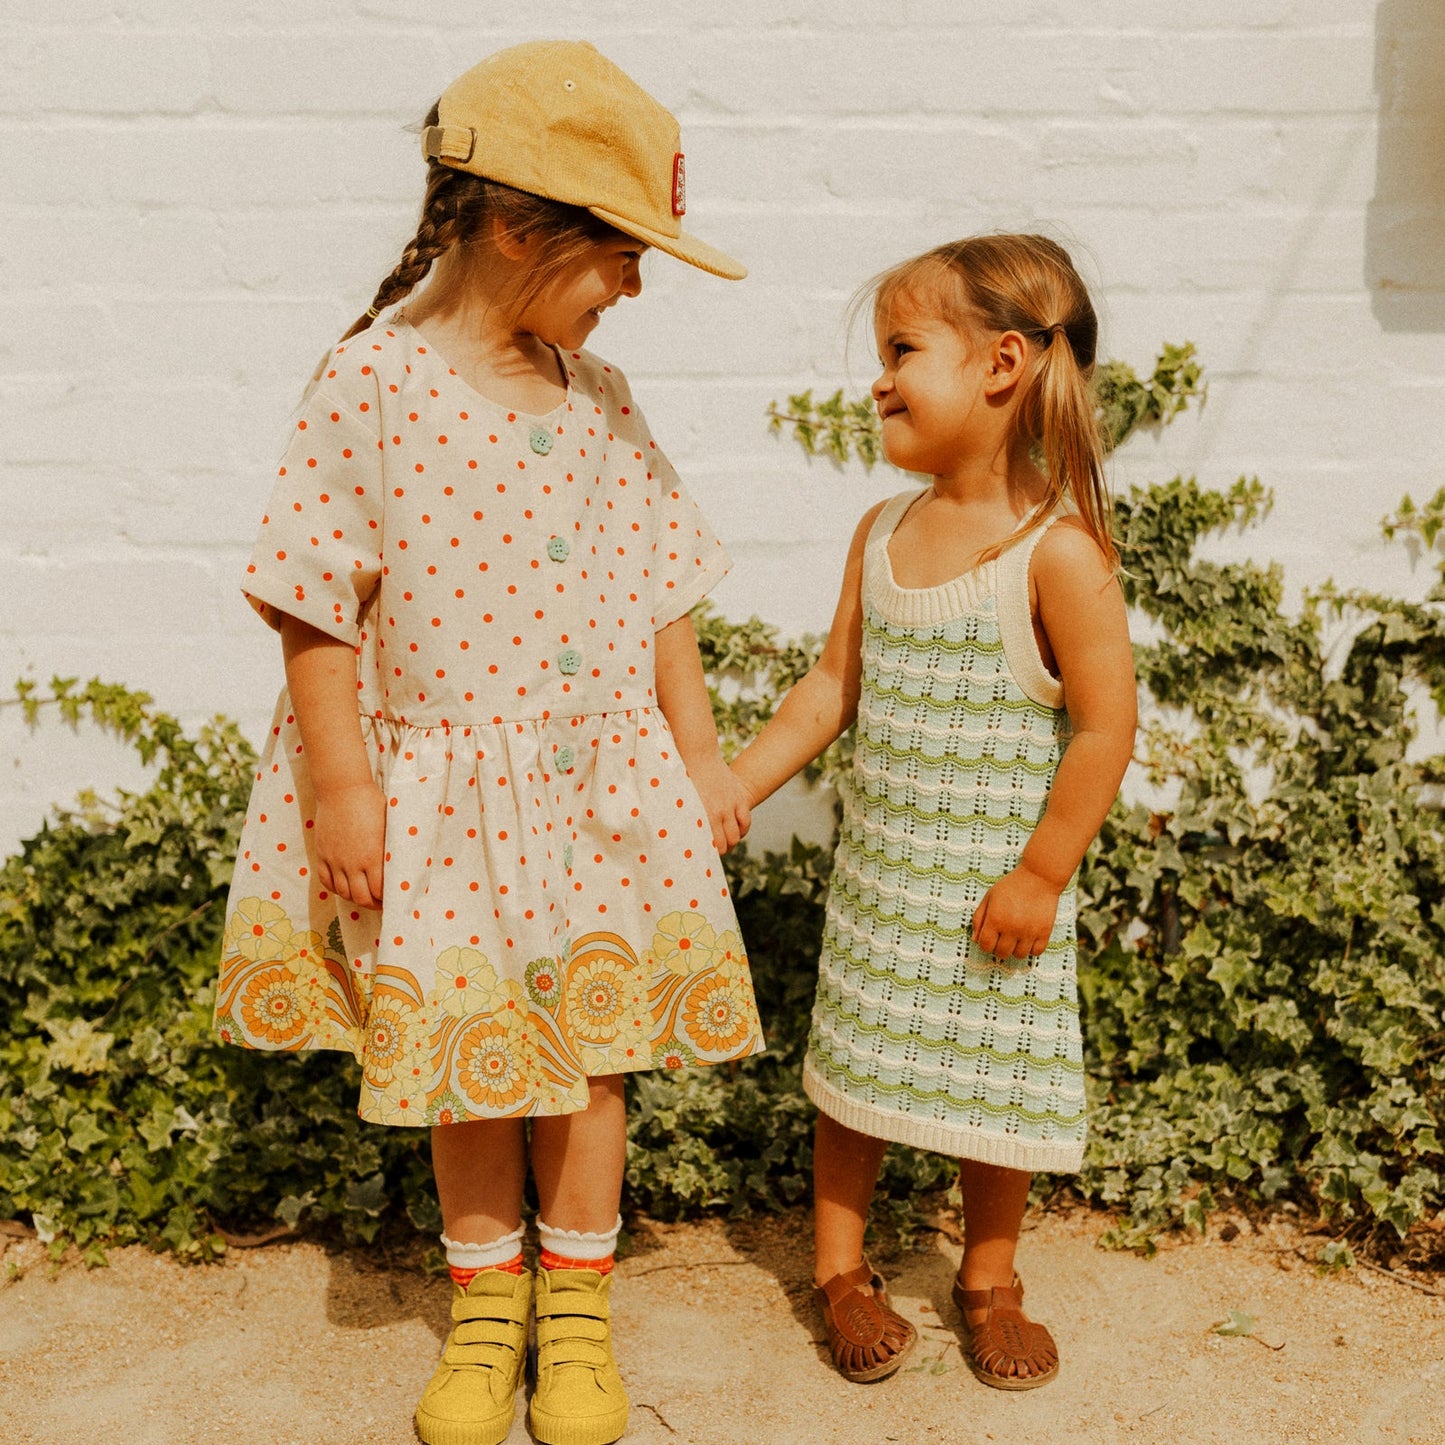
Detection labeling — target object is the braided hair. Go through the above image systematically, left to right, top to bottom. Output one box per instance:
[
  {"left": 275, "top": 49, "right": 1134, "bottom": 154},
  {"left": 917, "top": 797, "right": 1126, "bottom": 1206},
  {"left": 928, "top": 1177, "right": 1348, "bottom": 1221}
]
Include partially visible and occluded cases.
[{"left": 340, "top": 105, "right": 615, "bottom": 342}]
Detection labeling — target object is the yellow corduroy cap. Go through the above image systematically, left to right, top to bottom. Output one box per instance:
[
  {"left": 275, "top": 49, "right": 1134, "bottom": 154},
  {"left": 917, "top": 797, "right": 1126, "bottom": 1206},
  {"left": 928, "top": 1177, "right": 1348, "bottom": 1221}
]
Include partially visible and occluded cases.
[{"left": 421, "top": 40, "right": 745, "bottom": 281}]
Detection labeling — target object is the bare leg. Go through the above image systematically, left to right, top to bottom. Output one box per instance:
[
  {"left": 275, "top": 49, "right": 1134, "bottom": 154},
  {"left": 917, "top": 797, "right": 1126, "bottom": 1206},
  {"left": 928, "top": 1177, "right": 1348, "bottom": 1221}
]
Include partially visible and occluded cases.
[
  {"left": 530, "top": 1074, "right": 628, "bottom": 1232},
  {"left": 812, "top": 1111, "right": 889, "bottom": 1284},
  {"left": 431, "top": 1118, "right": 528, "bottom": 1243},
  {"left": 957, "top": 1160, "right": 1031, "bottom": 1298},
  {"left": 957, "top": 1160, "right": 1057, "bottom": 1383}
]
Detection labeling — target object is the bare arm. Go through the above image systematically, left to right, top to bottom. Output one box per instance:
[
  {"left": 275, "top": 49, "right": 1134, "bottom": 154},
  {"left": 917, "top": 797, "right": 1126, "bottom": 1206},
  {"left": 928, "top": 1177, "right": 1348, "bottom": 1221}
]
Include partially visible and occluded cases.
[
  {"left": 730, "top": 502, "right": 882, "bottom": 808},
  {"left": 972, "top": 524, "right": 1137, "bottom": 961},
  {"left": 654, "top": 612, "right": 751, "bottom": 854},
  {"left": 281, "top": 614, "right": 386, "bottom": 910}
]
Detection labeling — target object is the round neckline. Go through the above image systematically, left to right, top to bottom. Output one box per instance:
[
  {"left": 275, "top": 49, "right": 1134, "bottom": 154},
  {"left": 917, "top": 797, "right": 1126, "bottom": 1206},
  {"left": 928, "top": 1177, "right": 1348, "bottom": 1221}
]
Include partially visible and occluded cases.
[
  {"left": 392, "top": 316, "right": 572, "bottom": 423},
  {"left": 880, "top": 486, "right": 1054, "bottom": 596}
]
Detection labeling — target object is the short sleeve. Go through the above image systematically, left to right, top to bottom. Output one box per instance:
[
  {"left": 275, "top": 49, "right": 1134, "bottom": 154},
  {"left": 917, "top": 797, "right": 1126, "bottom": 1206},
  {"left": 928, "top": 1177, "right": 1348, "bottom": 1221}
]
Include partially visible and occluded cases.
[
  {"left": 242, "top": 355, "right": 384, "bottom": 646},
  {"left": 642, "top": 426, "right": 732, "bottom": 631}
]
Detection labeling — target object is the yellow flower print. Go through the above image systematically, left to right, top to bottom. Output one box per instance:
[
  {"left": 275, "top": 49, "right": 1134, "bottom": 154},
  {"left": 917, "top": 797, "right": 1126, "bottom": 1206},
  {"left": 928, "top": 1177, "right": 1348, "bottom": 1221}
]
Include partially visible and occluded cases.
[
  {"left": 225, "top": 896, "right": 295, "bottom": 965},
  {"left": 651, "top": 911, "right": 718, "bottom": 976},
  {"left": 281, "top": 928, "right": 331, "bottom": 1016},
  {"left": 713, "top": 930, "right": 746, "bottom": 973},
  {"left": 433, "top": 945, "right": 500, "bottom": 1018},
  {"left": 564, "top": 952, "right": 645, "bottom": 1045},
  {"left": 240, "top": 964, "right": 310, "bottom": 1047},
  {"left": 682, "top": 969, "right": 755, "bottom": 1056},
  {"left": 361, "top": 995, "right": 427, "bottom": 1089},
  {"left": 578, "top": 1002, "right": 649, "bottom": 1073},
  {"left": 455, "top": 1016, "right": 530, "bottom": 1113},
  {"left": 367, "top": 1084, "right": 427, "bottom": 1127}
]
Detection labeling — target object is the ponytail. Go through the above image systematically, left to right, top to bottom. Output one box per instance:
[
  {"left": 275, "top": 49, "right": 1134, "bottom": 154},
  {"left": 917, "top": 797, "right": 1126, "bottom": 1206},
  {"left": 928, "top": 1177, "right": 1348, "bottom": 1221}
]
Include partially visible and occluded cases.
[
  {"left": 868, "top": 234, "right": 1118, "bottom": 570},
  {"left": 1027, "top": 318, "right": 1115, "bottom": 570}
]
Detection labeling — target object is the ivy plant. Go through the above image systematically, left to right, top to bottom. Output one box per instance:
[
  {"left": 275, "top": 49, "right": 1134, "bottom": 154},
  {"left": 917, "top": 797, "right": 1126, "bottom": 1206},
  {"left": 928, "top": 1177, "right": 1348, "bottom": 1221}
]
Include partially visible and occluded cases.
[{"left": 4, "top": 344, "right": 1442, "bottom": 1261}]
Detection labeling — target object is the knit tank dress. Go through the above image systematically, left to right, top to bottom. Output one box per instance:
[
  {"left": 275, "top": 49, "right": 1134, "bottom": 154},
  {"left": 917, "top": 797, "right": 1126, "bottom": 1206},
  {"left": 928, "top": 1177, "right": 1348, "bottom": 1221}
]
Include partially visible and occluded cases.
[{"left": 802, "top": 488, "right": 1088, "bottom": 1173}]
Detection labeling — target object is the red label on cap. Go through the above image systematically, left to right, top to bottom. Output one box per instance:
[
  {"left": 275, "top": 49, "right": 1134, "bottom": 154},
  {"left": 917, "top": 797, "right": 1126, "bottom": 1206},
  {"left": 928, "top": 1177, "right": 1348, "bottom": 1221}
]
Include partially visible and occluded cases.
[{"left": 672, "top": 153, "right": 686, "bottom": 217}]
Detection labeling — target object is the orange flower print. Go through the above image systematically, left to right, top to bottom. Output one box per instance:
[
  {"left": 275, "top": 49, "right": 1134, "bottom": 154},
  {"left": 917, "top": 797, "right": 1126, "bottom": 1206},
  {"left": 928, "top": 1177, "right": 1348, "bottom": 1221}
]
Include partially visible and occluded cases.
[
  {"left": 225, "top": 896, "right": 295, "bottom": 965},
  {"left": 651, "top": 911, "right": 718, "bottom": 976},
  {"left": 433, "top": 945, "right": 499, "bottom": 1018},
  {"left": 565, "top": 953, "right": 643, "bottom": 1045},
  {"left": 240, "top": 964, "right": 310, "bottom": 1047},
  {"left": 682, "top": 970, "right": 754, "bottom": 1056},
  {"left": 361, "top": 996, "right": 424, "bottom": 1089},
  {"left": 456, "top": 1018, "right": 529, "bottom": 1112}
]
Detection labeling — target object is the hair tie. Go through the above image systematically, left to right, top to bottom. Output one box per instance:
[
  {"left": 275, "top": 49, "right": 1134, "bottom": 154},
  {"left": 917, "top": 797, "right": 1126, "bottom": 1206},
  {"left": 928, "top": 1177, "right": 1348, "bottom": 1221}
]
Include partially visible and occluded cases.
[
  {"left": 366, "top": 306, "right": 381, "bottom": 319},
  {"left": 1046, "top": 323, "right": 1067, "bottom": 341}
]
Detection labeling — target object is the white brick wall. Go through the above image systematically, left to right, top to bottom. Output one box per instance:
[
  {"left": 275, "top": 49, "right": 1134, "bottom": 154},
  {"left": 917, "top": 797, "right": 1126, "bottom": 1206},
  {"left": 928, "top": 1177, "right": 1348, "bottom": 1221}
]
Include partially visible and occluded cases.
[{"left": 4, "top": 0, "right": 1443, "bottom": 855}]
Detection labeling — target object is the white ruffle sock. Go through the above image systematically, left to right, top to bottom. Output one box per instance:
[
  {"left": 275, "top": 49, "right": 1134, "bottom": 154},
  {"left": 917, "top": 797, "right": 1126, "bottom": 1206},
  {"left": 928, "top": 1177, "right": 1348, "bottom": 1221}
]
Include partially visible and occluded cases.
[
  {"left": 537, "top": 1214, "right": 622, "bottom": 1270},
  {"left": 440, "top": 1220, "right": 526, "bottom": 1278}
]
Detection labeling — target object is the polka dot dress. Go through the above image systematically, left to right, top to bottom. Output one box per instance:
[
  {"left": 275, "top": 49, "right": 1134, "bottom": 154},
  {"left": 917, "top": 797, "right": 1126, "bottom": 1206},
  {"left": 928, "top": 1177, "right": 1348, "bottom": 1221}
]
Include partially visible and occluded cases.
[{"left": 215, "top": 321, "right": 763, "bottom": 1126}]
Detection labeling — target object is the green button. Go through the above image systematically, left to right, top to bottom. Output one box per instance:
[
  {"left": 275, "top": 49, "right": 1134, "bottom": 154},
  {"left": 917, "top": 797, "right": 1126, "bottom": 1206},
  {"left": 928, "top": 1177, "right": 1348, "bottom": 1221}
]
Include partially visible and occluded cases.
[
  {"left": 529, "top": 428, "right": 554, "bottom": 456},
  {"left": 547, "top": 536, "right": 570, "bottom": 563},
  {"left": 557, "top": 647, "right": 582, "bottom": 676},
  {"left": 555, "top": 745, "right": 574, "bottom": 771}
]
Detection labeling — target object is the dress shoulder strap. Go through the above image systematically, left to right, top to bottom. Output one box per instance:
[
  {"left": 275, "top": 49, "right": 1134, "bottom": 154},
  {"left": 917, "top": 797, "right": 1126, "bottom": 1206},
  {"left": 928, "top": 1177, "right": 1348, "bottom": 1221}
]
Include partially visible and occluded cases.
[
  {"left": 865, "top": 487, "right": 929, "bottom": 551},
  {"left": 996, "top": 510, "right": 1070, "bottom": 711}
]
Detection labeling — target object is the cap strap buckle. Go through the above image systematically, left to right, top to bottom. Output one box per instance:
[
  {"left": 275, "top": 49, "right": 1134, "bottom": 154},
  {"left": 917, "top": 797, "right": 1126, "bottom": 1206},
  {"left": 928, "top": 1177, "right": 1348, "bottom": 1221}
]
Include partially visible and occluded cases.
[{"left": 422, "top": 124, "right": 475, "bottom": 163}]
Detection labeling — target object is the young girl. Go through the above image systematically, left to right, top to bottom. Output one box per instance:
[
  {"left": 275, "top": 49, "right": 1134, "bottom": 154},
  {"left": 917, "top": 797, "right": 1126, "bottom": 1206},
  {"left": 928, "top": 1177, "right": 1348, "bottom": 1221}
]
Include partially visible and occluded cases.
[
  {"left": 214, "top": 41, "right": 759, "bottom": 1445},
  {"left": 732, "top": 234, "right": 1136, "bottom": 1390}
]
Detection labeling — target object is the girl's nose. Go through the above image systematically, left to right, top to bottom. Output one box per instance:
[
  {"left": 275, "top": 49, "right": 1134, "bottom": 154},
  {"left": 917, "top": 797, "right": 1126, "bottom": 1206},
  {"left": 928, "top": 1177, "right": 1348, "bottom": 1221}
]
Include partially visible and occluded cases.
[
  {"left": 621, "top": 257, "right": 643, "bottom": 298},
  {"left": 871, "top": 369, "right": 890, "bottom": 403}
]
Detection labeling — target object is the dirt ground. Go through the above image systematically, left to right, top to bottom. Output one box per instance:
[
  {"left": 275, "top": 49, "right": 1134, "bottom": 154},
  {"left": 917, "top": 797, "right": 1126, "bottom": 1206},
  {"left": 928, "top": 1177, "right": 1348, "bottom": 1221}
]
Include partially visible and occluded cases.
[{"left": 1, "top": 1208, "right": 1442, "bottom": 1445}]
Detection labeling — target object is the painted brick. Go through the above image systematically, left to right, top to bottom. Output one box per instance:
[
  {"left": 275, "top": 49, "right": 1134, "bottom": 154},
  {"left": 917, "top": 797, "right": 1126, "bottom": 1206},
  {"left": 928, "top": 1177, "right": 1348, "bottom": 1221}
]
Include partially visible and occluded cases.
[
  {"left": 7, "top": 0, "right": 1442, "bottom": 860},
  {"left": 0, "top": 32, "right": 212, "bottom": 116}
]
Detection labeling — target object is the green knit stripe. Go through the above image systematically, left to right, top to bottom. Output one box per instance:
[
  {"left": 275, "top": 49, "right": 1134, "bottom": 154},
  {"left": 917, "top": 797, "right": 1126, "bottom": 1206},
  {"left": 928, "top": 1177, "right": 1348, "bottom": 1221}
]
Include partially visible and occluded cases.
[
  {"left": 860, "top": 678, "right": 1058, "bottom": 717},
  {"left": 854, "top": 732, "right": 1061, "bottom": 775},
  {"left": 833, "top": 829, "right": 1059, "bottom": 892},
  {"left": 820, "top": 926, "right": 1076, "bottom": 1003},
  {"left": 816, "top": 1005, "right": 1086, "bottom": 1073},
  {"left": 805, "top": 1049, "right": 1088, "bottom": 1127}
]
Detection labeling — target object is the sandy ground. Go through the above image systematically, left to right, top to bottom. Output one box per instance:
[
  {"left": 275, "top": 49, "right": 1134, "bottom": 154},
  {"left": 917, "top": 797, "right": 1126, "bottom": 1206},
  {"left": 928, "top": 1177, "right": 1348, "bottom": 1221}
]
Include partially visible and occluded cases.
[{"left": 1, "top": 1209, "right": 1442, "bottom": 1445}]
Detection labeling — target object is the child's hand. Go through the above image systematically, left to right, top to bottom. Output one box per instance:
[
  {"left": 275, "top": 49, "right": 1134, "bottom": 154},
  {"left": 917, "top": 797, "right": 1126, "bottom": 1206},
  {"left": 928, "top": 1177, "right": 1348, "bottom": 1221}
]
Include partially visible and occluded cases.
[
  {"left": 689, "top": 755, "right": 752, "bottom": 855},
  {"left": 313, "top": 780, "right": 387, "bottom": 909},
  {"left": 971, "top": 865, "right": 1062, "bottom": 963}
]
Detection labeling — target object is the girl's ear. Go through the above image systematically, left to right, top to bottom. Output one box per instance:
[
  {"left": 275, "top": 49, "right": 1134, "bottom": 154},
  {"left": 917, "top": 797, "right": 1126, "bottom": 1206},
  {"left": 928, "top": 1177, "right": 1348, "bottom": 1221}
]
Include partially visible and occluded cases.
[
  {"left": 491, "top": 214, "right": 535, "bottom": 262},
  {"left": 983, "top": 330, "right": 1029, "bottom": 398}
]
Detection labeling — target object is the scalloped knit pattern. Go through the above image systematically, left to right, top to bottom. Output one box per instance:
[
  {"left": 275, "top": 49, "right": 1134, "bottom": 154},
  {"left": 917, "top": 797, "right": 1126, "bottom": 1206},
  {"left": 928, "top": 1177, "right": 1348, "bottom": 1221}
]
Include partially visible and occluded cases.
[{"left": 803, "top": 489, "right": 1087, "bottom": 1172}]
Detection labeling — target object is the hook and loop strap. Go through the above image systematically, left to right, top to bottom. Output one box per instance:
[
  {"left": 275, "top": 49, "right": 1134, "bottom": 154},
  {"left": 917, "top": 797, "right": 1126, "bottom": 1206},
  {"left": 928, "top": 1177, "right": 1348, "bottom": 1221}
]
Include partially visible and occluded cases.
[{"left": 422, "top": 124, "right": 476, "bottom": 163}]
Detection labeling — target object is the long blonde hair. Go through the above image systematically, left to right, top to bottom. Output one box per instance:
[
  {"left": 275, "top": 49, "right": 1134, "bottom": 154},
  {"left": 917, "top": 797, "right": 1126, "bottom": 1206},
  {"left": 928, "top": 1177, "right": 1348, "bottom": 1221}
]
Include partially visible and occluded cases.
[{"left": 868, "top": 234, "right": 1116, "bottom": 569}]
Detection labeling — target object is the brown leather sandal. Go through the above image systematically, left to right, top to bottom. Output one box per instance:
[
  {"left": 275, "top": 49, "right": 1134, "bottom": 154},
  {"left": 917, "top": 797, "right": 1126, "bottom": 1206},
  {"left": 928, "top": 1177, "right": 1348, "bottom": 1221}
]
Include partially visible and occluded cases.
[
  {"left": 814, "top": 1261, "right": 918, "bottom": 1383},
  {"left": 952, "top": 1276, "right": 1059, "bottom": 1390}
]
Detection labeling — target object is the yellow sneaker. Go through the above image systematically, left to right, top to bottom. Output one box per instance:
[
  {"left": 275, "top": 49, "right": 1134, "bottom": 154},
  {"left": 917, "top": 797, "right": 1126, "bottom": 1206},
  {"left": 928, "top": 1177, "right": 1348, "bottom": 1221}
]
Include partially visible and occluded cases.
[
  {"left": 414, "top": 1267, "right": 532, "bottom": 1445},
  {"left": 528, "top": 1267, "right": 630, "bottom": 1445}
]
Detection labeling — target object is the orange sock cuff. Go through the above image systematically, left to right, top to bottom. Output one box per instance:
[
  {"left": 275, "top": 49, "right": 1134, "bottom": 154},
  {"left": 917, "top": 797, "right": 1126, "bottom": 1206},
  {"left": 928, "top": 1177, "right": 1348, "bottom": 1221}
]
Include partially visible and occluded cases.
[
  {"left": 539, "top": 1247, "right": 614, "bottom": 1275},
  {"left": 449, "top": 1253, "right": 524, "bottom": 1288}
]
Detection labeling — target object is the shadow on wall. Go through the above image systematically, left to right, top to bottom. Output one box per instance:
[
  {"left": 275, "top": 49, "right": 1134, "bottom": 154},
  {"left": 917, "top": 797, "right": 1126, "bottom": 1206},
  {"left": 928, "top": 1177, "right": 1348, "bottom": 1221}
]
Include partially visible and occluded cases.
[{"left": 1367, "top": 0, "right": 1445, "bottom": 330}]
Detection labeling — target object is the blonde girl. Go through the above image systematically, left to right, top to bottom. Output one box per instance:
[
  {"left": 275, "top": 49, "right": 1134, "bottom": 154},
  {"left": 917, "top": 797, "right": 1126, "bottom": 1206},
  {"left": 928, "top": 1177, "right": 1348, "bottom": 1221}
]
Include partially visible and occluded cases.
[
  {"left": 215, "top": 41, "right": 759, "bottom": 1445},
  {"left": 732, "top": 235, "right": 1135, "bottom": 1389}
]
